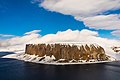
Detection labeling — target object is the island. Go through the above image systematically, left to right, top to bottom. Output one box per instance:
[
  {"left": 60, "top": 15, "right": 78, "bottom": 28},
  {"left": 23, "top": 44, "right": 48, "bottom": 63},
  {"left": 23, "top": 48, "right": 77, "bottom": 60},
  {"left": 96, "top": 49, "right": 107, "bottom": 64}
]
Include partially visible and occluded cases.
[{"left": 16, "top": 43, "right": 114, "bottom": 65}]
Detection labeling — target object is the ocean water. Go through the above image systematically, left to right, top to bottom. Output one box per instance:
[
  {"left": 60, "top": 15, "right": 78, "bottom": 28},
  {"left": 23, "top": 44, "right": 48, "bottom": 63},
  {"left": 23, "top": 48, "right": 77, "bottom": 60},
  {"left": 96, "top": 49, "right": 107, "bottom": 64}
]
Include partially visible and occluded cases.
[{"left": 0, "top": 53, "right": 120, "bottom": 80}]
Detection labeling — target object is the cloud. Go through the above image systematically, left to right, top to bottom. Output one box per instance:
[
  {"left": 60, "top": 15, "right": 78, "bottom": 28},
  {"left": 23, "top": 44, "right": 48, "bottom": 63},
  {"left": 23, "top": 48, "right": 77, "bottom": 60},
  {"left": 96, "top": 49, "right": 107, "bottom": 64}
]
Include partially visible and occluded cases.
[
  {"left": 31, "top": 0, "right": 43, "bottom": 4},
  {"left": 37, "top": 0, "right": 120, "bottom": 37},
  {"left": 40, "top": 0, "right": 120, "bottom": 17},
  {"left": 79, "top": 14, "right": 120, "bottom": 30},
  {"left": 28, "top": 29, "right": 98, "bottom": 44},
  {"left": 35, "top": 29, "right": 119, "bottom": 46},
  {"left": 0, "top": 30, "right": 41, "bottom": 51},
  {"left": 24, "top": 30, "right": 41, "bottom": 35},
  {"left": 111, "top": 30, "right": 120, "bottom": 37},
  {"left": 0, "top": 34, "right": 15, "bottom": 37}
]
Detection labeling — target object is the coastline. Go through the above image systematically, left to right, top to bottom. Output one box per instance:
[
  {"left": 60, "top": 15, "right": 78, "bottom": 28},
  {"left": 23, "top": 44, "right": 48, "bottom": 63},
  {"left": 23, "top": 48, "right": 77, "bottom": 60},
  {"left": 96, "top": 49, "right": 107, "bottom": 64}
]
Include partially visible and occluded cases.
[
  {"left": 2, "top": 52, "right": 116, "bottom": 65},
  {"left": 31, "top": 60, "right": 114, "bottom": 65}
]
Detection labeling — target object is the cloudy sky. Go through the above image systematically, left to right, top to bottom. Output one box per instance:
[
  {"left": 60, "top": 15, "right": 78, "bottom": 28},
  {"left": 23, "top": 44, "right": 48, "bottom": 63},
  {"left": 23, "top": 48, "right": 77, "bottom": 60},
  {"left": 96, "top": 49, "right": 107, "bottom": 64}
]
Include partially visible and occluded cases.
[{"left": 0, "top": 0, "right": 120, "bottom": 52}]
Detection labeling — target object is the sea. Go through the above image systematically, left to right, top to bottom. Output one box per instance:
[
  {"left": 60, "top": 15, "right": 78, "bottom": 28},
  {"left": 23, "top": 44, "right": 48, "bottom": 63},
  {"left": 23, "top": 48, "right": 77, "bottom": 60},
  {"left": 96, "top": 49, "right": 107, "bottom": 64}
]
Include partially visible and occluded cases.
[{"left": 0, "top": 52, "right": 120, "bottom": 80}]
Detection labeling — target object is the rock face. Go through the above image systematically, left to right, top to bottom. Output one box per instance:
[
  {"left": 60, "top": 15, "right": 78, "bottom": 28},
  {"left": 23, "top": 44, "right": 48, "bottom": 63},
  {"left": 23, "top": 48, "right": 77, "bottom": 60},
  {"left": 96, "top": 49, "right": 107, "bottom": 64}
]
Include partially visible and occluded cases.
[
  {"left": 25, "top": 43, "right": 108, "bottom": 62},
  {"left": 112, "top": 47, "right": 120, "bottom": 53}
]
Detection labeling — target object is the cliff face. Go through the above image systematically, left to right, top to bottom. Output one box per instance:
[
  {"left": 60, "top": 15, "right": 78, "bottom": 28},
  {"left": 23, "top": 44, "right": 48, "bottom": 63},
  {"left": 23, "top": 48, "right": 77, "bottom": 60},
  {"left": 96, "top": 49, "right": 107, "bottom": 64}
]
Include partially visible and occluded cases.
[{"left": 25, "top": 43, "right": 108, "bottom": 62}]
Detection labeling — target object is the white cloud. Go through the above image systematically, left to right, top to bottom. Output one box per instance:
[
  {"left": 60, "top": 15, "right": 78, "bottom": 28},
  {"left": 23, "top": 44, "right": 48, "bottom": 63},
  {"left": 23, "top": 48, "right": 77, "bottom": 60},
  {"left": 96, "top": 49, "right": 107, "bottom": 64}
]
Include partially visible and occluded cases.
[
  {"left": 31, "top": 0, "right": 43, "bottom": 4},
  {"left": 37, "top": 0, "right": 120, "bottom": 37},
  {"left": 40, "top": 0, "right": 120, "bottom": 17},
  {"left": 79, "top": 14, "right": 120, "bottom": 30},
  {"left": 28, "top": 29, "right": 98, "bottom": 43},
  {"left": 35, "top": 29, "right": 119, "bottom": 46},
  {"left": 0, "top": 30, "right": 41, "bottom": 51},
  {"left": 24, "top": 30, "right": 41, "bottom": 35},
  {"left": 111, "top": 30, "right": 120, "bottom": 37},
  {"left": 0, "top": 34, "right": 15, "bottom": 37}
]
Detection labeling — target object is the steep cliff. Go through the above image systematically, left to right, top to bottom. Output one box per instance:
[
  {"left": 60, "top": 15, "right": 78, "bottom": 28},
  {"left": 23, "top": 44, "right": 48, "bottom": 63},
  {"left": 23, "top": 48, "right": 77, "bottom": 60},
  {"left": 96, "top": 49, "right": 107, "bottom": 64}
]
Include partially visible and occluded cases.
[{"left": 25, "top": 43, "right": 109, "bottom": 62}]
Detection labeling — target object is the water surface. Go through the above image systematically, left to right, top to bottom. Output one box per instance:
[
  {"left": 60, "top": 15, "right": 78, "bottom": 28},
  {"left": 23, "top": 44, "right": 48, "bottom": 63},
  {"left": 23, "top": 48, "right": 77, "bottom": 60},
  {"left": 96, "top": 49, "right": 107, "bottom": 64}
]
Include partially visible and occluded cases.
[{"left": 0, "top": 53, "right": 120, "bottom": 80}]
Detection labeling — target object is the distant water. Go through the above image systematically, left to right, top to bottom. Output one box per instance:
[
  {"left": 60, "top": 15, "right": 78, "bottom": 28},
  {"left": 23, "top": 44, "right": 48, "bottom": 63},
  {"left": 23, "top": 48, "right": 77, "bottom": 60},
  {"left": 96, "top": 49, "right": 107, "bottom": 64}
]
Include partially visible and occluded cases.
[
  {"left": 0, "top": 52, "right": 15, "bottom": 57},
  {"left": 0, "top": 53, "right": 120, "bottom": 80}
]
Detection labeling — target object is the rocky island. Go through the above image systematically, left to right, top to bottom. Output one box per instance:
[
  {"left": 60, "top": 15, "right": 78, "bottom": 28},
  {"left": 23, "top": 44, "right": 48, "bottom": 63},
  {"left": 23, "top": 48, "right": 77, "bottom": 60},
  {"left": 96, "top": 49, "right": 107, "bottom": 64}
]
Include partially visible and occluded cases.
[{"left": 22, "top": 43, "right": 111, "bottom": 64}]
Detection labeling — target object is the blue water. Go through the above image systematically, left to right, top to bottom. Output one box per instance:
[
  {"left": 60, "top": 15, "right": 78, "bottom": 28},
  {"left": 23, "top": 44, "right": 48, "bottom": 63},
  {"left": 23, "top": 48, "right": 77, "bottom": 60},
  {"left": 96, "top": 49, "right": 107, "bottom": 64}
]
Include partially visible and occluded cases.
[{"left": 0, "top": 53, "right": 120, "bottom": 80}]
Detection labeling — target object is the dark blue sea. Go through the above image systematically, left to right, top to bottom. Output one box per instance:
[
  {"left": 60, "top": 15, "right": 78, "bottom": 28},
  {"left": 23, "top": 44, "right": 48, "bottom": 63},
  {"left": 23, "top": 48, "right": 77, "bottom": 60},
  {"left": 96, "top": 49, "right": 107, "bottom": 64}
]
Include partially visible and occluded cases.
[{"left": 0, "top": 52, "right": 120, "bottom": 80}]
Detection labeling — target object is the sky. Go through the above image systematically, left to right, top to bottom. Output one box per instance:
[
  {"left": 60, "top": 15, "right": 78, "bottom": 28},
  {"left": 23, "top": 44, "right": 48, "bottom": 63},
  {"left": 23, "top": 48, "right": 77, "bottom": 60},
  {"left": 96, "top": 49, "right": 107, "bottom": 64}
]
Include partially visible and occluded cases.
[
  {"left": 0, "top": 0, "right": 120, "bottom": 55},
  {"left": 0, "top": 0, "right": 120, "bottom": 39},
  {"left": 0, "top": 0, "right": 86, "bottom": 36}
]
